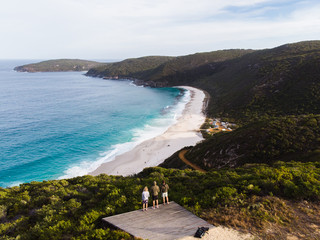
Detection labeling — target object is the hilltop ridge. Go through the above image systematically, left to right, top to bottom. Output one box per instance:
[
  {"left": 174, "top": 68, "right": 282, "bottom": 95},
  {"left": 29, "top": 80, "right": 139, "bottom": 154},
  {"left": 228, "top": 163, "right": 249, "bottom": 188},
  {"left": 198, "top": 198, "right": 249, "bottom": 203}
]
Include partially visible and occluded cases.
[{"left": 86, "top": 49, "right": 254, "bottom": 87}]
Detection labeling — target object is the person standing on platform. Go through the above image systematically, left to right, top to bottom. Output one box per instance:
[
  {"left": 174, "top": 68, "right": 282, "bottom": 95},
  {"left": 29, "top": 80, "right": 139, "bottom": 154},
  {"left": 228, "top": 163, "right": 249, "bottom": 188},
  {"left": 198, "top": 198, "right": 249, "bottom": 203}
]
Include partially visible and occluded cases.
[
  {"left": 161, "top": 180, "right": 170, "bottom": 205},
  {"left": 150, "top": 181, "right": 160, "bottom": 209},
  {"left": 142, "top": 186, "right": 150, "bottom": 211}
]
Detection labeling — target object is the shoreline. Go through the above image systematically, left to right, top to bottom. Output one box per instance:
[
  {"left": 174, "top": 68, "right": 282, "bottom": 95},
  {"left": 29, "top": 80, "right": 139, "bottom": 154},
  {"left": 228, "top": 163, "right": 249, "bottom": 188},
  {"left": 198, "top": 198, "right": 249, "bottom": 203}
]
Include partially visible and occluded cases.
[{"left": 89, "top": 86, "right": 206, "bottom": 176}]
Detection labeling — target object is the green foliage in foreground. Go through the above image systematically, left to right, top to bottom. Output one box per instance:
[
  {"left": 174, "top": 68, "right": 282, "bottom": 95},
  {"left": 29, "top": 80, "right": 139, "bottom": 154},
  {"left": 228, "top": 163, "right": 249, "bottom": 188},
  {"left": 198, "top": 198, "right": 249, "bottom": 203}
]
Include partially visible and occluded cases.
[{"left": 1, "top": 162, "right": 320, "bottom": 239}]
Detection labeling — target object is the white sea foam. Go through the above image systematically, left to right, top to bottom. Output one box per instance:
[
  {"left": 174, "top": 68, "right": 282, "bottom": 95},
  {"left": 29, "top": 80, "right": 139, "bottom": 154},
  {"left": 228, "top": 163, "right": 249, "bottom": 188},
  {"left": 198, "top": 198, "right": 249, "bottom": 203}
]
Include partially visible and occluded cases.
[
  {"left": 129, "top": 80, "right": 144, "bottom": 88},
  {"left": 59, "top": 88, "right": 191, "bottom": 179},
  {"left": 7, "top": 181, "right": 24, "bottom": 187}
]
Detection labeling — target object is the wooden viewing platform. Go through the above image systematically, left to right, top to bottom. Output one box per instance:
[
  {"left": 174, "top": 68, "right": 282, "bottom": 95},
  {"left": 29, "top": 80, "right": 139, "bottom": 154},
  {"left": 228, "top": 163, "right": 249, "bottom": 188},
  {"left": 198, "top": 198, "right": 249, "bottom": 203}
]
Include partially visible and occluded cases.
[{"left": 103, "top": 201, "right": 214, "bottom": 240}]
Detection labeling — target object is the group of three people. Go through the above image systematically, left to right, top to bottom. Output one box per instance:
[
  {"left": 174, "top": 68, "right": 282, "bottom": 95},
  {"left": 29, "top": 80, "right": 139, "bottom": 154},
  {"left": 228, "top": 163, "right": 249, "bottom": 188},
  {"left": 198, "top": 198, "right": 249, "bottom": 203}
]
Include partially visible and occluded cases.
[{"left": 142, "top": 180, "right": 169, "bottom": 211}]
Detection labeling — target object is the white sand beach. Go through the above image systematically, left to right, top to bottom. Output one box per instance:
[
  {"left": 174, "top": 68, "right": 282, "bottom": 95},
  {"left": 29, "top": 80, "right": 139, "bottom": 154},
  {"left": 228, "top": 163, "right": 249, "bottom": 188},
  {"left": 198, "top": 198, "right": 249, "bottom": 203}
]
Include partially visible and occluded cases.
[{"left": 89, "top": 86, "right": 206, "bottom": 176}]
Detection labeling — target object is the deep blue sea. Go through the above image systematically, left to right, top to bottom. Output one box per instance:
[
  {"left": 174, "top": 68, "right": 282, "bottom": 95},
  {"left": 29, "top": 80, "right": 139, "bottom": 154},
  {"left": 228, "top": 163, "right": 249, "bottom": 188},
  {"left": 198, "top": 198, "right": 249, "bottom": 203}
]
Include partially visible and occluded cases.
[{"left": 0, "top": 60, "right": 189, "bottom": 188}]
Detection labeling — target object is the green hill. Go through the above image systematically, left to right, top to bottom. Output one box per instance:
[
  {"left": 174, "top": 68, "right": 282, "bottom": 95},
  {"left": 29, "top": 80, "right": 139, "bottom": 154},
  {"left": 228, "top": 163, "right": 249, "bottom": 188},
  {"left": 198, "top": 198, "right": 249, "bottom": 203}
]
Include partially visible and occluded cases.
[
  {"left": 136, "top": 41, "right": 320, "bottom": 121},
  {"left": 198, "top": 41, "right": 320, "bottom": 121},
  {"left": 137, "top": 49, "right": 255, "bottom": 83},
  {"left": 86, "top": 50, "right": 253, "bottom": 86},
  {"left": 86, "top": 56, "right": 174, "bottom": 85},
  {"left": 14, "top": 59, "right": 106, "bottom": 72},
  {"left": 162, "top": 115, "right": 319, "bottom": 169}
]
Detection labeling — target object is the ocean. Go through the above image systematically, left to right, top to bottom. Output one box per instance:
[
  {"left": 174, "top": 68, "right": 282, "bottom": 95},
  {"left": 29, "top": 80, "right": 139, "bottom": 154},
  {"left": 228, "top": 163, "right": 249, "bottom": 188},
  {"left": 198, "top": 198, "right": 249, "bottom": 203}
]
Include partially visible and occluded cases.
[{"left": 0, "top": 60, "right": 189, "bottom": 188}]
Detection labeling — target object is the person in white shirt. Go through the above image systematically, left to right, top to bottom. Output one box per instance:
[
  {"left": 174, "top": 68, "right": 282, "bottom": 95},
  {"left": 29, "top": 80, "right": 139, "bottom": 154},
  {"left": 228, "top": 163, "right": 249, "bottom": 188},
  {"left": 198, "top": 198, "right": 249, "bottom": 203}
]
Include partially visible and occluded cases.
[{"left": 142, "top": 186, "right": 150, "bottom": 211}]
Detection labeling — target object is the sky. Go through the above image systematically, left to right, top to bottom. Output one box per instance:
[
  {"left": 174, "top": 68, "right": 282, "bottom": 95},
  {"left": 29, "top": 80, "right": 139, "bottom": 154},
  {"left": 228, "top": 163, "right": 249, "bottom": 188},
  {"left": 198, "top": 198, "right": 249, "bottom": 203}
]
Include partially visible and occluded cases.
[{"left": 1, "top": 0, "right": 320, "bottom": 60}]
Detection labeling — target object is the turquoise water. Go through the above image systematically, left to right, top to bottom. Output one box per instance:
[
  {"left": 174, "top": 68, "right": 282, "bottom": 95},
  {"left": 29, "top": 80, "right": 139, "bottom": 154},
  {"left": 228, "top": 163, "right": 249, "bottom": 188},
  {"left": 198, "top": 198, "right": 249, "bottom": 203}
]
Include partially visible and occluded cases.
[{"left": 0, "top": 60, "right": 189, "bottom": 187}]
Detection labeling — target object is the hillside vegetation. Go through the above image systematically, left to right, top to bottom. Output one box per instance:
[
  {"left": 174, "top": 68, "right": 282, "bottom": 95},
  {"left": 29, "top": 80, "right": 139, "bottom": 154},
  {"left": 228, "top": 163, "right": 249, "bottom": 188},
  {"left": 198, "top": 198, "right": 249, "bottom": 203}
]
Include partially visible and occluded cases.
[
  {"left": 87, "top": 41, "right": 320, "bottom": 121},
  {"left": 154, "top": 41, "right": 320, "bottom": 121},
  {"left": 86, "top": 50, "right": 254, "bottom": 87},
  {"left": 87, "top": 50, "right": 253, "bottom": 81},
  {"left": 86, "top": 56, "right": 174, "bottom": 85},
  {"left": 14, "top": 59, "right": 106, "bottom": 72},
  {"left": 184, "top": 114, "right": 320, "bottom": 169},
  {"left": 1, "top": 164, "right": 320, "bottom": 239}
]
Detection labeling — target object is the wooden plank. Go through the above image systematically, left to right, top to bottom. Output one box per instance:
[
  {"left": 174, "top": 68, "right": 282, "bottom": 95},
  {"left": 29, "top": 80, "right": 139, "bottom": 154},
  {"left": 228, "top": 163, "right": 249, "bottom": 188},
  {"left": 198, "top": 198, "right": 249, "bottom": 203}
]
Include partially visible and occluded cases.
[{"left": 103, "top": 201, "right": 214, "bottom": 240}]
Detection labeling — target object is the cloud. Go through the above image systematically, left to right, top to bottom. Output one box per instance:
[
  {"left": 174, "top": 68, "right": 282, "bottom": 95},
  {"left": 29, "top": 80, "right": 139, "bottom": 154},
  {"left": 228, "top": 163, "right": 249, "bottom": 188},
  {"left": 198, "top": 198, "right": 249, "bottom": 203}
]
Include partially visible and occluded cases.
[{"left": 0, "top": 0, "right": 319, "bottom": 59}]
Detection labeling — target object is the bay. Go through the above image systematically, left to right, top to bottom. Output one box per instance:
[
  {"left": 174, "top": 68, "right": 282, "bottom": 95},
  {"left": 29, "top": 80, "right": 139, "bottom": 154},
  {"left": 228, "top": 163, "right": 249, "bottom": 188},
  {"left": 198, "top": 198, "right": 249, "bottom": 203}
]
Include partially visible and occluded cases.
[{"left": 0, "top": 60, "right": 188, "bottom": 187}]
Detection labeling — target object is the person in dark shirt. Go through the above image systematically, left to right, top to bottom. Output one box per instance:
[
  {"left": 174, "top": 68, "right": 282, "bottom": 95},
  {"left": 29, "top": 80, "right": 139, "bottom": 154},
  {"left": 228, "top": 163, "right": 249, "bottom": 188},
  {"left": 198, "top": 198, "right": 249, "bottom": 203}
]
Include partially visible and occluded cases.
[
  {"left": 161, "top": 180, "right": 169, "bottom": 205},
  {"left": 150, "top": 181, "right": 160, "bottom": 209}
]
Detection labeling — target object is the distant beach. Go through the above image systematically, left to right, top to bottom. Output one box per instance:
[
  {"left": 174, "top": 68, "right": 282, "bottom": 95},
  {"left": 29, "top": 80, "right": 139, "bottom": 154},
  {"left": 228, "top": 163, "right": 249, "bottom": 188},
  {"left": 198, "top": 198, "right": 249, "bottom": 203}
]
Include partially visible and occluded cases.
[{"left": 90, "top": 86, "right": 206, "bottom": 176}]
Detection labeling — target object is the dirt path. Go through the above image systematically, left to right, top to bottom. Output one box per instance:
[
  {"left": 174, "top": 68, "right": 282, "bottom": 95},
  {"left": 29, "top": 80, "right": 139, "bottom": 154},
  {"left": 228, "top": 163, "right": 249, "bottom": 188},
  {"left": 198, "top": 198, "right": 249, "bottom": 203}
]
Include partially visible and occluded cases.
[{"left": 178, "top": 149, "right": 206, "bottom": 173}]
